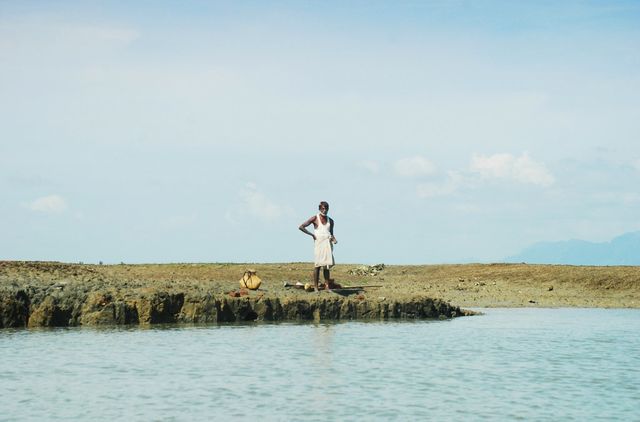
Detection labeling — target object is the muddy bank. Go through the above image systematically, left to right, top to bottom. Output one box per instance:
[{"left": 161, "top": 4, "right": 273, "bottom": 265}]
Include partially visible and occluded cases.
[
  {"left": 2, "top": 260, "right": 638, "bottom": 328},
  {"left": 0, "top": 262, "right": 467, "bottom": 328},
  {"left": 0, "top": 287, "right": 463, "bottom": 328}
]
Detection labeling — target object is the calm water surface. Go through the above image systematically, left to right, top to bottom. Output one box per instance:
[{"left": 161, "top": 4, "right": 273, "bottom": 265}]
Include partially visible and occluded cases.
[{"left": 1, "top": 308, "right": 639, "bottom": 421}]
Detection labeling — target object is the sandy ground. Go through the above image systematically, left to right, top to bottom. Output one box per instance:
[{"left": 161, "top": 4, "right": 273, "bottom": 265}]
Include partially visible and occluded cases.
[{"left": 1, "top": 261, "right": 638, "bottom": 309}]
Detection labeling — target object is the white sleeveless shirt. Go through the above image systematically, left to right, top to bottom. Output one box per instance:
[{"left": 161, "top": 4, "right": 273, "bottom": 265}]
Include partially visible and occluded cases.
[
  {"left": 313, "top": 213, "right": 334, "bottom": 268},
  {"left": 314, "top": 213, "right": 331, "bottom": 238}
]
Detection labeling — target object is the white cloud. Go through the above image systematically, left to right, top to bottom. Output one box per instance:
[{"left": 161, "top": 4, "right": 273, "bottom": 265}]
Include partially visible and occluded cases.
[
  {"left": 412, "top": 152, "right": 554, "bottom": 199},
  {"left": 470, "top": 152, "right": 554, "bottom": 187},
  {"left": 470, "top": 153, "right": 513, "bottom": 178},
  {"left": 393, "top": 156, "right": 436, "bottom": 178},
  {"left": 238, "top": 183, "right": 288, "bottom": 222},
  {"left": 25, "top": 195, "right": 68, "bottom": 213}
]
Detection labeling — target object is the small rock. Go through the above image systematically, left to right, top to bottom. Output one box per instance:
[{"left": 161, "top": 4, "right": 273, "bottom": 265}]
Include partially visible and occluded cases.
[
  {"left": 348, "top": 263, "right": 385, "bottom": 276},
  {"left": 548, "top": 285, "right": 554, "bottom": 291}
]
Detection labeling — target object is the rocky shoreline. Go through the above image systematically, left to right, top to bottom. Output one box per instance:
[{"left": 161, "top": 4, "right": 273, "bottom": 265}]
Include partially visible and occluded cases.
[
  {"left": 2, "top": 260, "right": 638, "bottom": 328},
  {"left": 0, "top": 261, "right": 468, "bottom": 328},
  {"left": 0, "top": 287, "right": 465, "bottom": 328}
]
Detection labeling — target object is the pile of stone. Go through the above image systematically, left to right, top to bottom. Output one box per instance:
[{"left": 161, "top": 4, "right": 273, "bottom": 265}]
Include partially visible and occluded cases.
[{"left": 348, "top": 264, "right": 385, "bottom": 276}]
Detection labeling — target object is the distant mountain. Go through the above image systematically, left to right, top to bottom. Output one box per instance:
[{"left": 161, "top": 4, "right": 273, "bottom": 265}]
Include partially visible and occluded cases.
[{"left": 505, "top": 231, "right": 640, "bottom": 265}]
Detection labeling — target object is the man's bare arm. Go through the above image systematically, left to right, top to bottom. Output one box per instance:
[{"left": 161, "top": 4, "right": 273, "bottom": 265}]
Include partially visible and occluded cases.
[{"left": 298, "top": 216, "right": 317, "bottom": 239}]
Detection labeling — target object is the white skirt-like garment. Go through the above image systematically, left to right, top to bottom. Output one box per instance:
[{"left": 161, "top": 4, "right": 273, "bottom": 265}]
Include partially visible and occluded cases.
[{"left": 314, "top": 235, "right": 335, "bottom": 268}]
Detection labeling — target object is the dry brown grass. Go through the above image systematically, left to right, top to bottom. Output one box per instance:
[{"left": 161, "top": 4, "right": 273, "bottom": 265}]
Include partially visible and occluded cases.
[{"left": 1, "top": 261, "right": 638, "bottom": 308}]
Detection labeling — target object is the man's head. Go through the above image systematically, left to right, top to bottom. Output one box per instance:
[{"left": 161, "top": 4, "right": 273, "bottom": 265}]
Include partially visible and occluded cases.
[{"left": 318, "top": 201, "right": 329, "bottom": 215}]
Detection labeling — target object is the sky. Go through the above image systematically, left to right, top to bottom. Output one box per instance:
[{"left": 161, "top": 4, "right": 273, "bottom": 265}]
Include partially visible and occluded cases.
[{"left": 1, "top": 0, "right": 640, "bottom": 265}]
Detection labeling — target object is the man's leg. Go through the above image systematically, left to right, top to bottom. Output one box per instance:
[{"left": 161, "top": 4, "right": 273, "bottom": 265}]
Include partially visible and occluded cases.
[
  {"left": 313, "top": 267, "right": 320, "bottom": 292},
  {"left": 323, "top": 268, "right": 331, "bottom": 289}
]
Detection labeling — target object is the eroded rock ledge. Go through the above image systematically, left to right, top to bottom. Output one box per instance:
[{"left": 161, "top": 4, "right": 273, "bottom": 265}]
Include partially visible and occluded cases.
[{"left": 0, "top": 287, "right": 469, "bottom": 328}]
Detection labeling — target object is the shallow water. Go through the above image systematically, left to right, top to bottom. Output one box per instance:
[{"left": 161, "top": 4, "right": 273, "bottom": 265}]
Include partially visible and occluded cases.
[{"left": 1, "top": 309, "right": 639, "bottom": 421}]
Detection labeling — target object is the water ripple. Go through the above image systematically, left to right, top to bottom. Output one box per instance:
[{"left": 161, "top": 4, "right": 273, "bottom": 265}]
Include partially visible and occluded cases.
[{"left": 1, "top": 309, "right": 639, "bottom": 420}]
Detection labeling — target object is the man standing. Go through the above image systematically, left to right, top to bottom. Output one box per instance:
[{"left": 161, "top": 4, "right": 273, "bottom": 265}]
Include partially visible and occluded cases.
[{"left": 299, "top": 201, "right": 338, "bottom": 292}]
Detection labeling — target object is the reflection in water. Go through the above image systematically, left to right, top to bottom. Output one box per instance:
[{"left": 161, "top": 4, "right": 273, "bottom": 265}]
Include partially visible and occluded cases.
[
  {"left": 1, "top": 310, "right": 639, "bottom": 421},
  {"left": 312, "top": 323, "right": 335, "bottom": 369}
]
